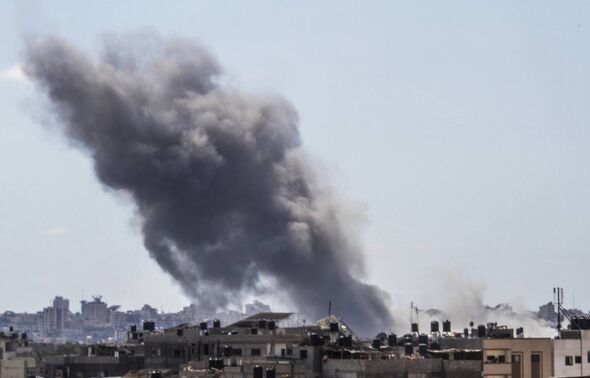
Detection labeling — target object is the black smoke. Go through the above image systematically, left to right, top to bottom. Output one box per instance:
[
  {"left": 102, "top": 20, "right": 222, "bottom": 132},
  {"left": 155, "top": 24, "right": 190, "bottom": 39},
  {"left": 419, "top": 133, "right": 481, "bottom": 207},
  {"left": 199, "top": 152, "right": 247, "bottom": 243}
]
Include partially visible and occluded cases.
[{"left": 24, "top": 34, "right": 392, "bottom": 335}]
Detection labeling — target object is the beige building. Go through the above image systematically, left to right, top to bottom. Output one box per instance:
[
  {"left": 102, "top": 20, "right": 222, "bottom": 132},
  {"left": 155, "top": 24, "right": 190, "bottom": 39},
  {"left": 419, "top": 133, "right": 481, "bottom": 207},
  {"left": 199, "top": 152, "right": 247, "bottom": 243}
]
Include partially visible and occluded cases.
[
  {"left": 0, "top": 334, "right": 38, "bottom": 378},
  {"left": 483, "top": 338, "right": 553, "bottom": 378}
]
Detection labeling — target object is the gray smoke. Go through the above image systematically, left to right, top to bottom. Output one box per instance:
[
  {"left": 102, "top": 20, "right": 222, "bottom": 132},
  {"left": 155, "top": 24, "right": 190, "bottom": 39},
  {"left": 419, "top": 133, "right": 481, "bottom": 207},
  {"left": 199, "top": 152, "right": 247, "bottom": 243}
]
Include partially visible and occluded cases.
[{"left": 24, "top": 34, "right": 392, "bottom": 335}]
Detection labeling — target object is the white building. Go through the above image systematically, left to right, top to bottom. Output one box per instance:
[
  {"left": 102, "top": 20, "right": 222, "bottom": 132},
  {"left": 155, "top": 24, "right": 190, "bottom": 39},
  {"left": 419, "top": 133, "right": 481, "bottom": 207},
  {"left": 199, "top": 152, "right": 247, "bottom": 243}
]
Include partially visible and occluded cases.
[{"left": 553, "top": 329, "right": 590, "bottom": 377}]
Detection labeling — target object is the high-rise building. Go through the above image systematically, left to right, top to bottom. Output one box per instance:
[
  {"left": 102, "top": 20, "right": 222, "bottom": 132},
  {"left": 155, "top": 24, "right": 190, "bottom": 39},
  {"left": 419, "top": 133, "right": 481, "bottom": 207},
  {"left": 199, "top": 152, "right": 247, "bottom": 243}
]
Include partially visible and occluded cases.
[
  {"left": 52, "top": 296, "right": 69, "bottom": 333},
  {"left": 81, "top": 296, "right": 110, "bottom": 328},
  {"left": 538, "top": 302, "right": 557, "bottom": 323}
]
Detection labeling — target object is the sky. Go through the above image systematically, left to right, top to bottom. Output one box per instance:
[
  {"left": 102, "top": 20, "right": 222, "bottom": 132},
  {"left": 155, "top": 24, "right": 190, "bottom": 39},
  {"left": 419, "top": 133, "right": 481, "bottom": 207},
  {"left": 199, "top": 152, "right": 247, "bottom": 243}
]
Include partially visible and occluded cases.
[{"left": 0, "top": 1, "right": 589, "bottom": 316}]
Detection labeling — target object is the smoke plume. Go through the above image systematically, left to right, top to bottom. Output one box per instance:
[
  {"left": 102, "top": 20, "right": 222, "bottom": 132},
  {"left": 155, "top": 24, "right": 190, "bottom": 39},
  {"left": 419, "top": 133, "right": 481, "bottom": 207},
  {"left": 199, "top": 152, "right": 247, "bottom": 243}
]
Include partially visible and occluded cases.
[{"left": 24, "top": 34, "right": 392, "bottom": 335}]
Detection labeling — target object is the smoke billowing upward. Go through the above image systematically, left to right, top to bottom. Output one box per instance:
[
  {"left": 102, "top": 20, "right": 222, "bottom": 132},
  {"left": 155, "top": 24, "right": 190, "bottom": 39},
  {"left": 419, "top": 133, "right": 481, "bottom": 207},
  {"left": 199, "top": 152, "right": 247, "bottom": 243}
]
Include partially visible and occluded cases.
[{"left": 24, "top": 34, "right": 392, "bottom": 335}]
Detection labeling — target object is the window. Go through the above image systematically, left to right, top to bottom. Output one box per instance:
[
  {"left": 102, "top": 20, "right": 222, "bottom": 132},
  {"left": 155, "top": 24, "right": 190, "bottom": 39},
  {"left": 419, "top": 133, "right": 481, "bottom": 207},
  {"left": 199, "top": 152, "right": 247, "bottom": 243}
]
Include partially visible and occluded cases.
[
  {"left": 203, "top": 344, "right": 209, "bottom": 355},
  {"left": 232, "top": 348, "right": 242, "bottom": 356},
  {"left": 250, "top": 348, "right": 261, "bottom": 356},
  {"left": 287, "top": 348, "right": 293, "bottom": 356},
  {"left": 300, "top": 349, "right": 308, "bottom": 359},
  {"left": 587, "top": 351, "right": 590, "bottom": 363},
  {"left": 531, "top": 354, "right": 540, "bottom": 363},
  {"left": 498, "top": 355, "right": 506, "bottom": 363},
  {"left": 566, "top": 356, "right": 573, "bottom": 366},
  {"left": 575, "top": 356, "right": 582, "bottom": 364}
]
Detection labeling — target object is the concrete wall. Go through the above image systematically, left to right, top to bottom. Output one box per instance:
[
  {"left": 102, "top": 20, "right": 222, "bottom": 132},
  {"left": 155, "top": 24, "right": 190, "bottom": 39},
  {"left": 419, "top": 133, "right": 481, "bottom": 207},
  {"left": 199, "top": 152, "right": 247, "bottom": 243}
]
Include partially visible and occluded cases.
[
  {"left": 553, "top": 331, "right": 590, "bottom": 377},
  {"left": 483, "top": 338, "right": 553, "bottom": 378},
  {"left": 323, "top": 358, "right": 481, "bottom": 378},
  {"left": 0, "top": 359, "right": 26, "bottom": 378},
  {"left": 442, "top": 360, "right": 482, "bottom": 378}
]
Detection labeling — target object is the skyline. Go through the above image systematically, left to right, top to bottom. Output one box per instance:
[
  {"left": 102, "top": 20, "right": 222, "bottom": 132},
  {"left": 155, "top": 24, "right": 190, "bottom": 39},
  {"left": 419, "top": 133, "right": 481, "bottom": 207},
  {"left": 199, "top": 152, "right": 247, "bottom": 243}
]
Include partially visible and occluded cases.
[{"left": 1, "top": 1, "right": 590, "bottom": 317}]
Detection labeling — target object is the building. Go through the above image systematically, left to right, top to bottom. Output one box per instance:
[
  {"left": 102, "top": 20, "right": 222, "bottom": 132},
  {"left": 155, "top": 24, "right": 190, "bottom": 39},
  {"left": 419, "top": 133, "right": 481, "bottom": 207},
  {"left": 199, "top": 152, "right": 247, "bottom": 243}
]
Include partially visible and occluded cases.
[
  {"left": 53, "top": 296, "right": 70, "bottom": 333},
  {"left": 81, "top": 296, "right": 110, "bottom": 328},
  {"left": 538, "top": 302, "right": 558, "bottom": 324},
  {"left": 553, "top": 318, "right": 590, "bottom": 378},
  {"left": 0, "top": 329, "right": 39, "bottom": 378},
  {"left": 482, "top": 337, "right": 553, "bottom": 378},
  {"left": 43, "top": 345, "right": 144, "bottom": 378}
]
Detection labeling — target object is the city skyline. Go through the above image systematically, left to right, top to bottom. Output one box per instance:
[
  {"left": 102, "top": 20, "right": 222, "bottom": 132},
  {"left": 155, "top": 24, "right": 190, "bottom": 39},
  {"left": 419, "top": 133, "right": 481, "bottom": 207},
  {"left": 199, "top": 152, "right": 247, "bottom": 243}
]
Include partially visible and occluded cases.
[{"left": 1, "top": 1, "right": 590, "bottom": 321}]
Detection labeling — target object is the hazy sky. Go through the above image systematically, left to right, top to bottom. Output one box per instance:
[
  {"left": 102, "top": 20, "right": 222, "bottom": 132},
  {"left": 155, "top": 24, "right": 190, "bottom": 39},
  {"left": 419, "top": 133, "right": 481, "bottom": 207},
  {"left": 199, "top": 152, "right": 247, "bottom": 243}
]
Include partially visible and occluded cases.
[{"left": 0, "top": 1, "right": 589, "bottom": 315}]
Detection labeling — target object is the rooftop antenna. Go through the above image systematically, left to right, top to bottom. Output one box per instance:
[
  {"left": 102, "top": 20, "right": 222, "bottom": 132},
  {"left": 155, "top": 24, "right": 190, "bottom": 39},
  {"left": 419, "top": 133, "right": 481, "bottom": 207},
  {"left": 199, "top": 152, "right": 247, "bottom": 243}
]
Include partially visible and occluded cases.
[
  {"left": 554, "top": 287, "right": 564, "bottom": 332},
  {"left": 328, "top": 300, "right": 332, "bottom": 321}
]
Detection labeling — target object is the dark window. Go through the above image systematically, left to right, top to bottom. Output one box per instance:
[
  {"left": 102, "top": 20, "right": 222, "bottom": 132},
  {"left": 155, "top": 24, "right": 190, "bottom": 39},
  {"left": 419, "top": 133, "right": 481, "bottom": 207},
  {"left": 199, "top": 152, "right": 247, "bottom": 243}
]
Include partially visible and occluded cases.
[
  {"left": 177, "top": 329, "right": 183, "bottom": 336},
  {"left": 203, "top": 344, "right": 209, "bottom": 355},
  {"left": 232, "top": 348, "right": 242, "bottom": 356},
  {"left": 251, "top": 348, "right": 261, "bottom": 356},
  {"left": 281, "top": 348, "right": 286, "bottom": 357},
  {"left": 287, "top": 348, "right": 293, "bottom": 356},
  {"left": 173, "top": 349, "right": 182, "bottom": 357},
  {"left": 300, "top": 349, "right": 308, "bottom": 359},
  {"left": 587, "top": 351, "right": 590, "bottom": 363},
  {"left": 531, "top": 353, "right": 541, "bottom": 378},
  {"left": 498, "top": 355, "right": 506, "bottom": 363},
  {"left": 576, "top": 355, "right": 582, "bottom": 364},
  {"left": 566, "top": 356, "right": 573, "bottom": 366}
]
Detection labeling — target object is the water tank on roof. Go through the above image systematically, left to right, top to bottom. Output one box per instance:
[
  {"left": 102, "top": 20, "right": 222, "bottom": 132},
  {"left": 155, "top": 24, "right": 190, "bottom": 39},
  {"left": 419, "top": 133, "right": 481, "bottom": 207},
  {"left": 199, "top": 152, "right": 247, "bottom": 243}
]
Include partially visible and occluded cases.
[
  {"left": 213, "top": 319, "right": 221, "bottom": 328},
  {"left": 442, "top": 320, "right": 451, "bottom": 333},
  {"left": 431, "top": 321, "right": 439, "bottom": 333},
  {"left": 199, "top": 322, "right": 208, "bottom": 330},
  {"left": 330, "top": 322, "right": 339, "bottom": 332},
  {"left": 411, "top": 323, "right": 419, "bottom": 333},
  {"left": 477, "top": 325, "right": 486, "bottom": 338},
  {"left": 310, "top": 333, "right": 324, "bottom": 346},
  {"left": 388, "top": 333, "right": 397, "bottom": 347},
  {"left": 418, "top": 334, "right": 428, "bottom": 345},
  {"left": 372, "top": 338, "right": 381, "bottom": 349},
  {"left": 404, "top": 343, "right": 413, "bottom": 356},
  {"left": 418, "top": 344, "right": 428, "bottom": 356},
  {"left": 223, "top": 345, "right": 232, "bottom": 357},
  {"left": 253, "top": 365, "right": 263, "bottom": 378},
  {"left": 265, "top": 367, "right": 275, "bottom": 378}
]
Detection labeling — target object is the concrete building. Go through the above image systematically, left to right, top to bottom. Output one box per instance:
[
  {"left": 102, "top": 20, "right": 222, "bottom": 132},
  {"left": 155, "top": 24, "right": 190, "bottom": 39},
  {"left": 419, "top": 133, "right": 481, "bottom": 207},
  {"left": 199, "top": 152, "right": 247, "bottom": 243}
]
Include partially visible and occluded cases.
[
  {"left": 53, "top": 296, "right": 70, "bottom": 333},
  {"left": 81, "top": 296, "right": 110, "bottom": 328},
  {"left": 538, "top": 303, "right": 558, "bottom": 324},
  {"left": 142, "top": 312, "right": 320, "bottom": 377},
  {"left": 553, "top": 327, "right": 590, "bottom": 377},
  {"left": 0, "top": 330, "right": 38, "bottom": 378},
  {"left": 482, "top": 337, "right": 553, "bottom": 378},
  {"left": 43, "top": 345, "right": 144, "bottom": 378}
]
